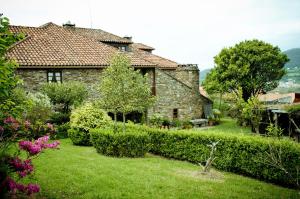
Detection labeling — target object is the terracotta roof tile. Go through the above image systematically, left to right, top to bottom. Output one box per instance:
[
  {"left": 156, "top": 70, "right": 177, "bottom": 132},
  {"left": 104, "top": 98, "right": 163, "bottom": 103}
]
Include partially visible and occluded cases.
[
  {"left": 7, "top": 23, "right": 155, "bottom": 68},
  {"left": 69, "top": 26, "right": 132, "bottom": 44},
  {"left": 132, "top": 43, "right": 155, "bottom": 50},
  {"left": 131, "top": 45, "right": 178, "bottom": 69}
]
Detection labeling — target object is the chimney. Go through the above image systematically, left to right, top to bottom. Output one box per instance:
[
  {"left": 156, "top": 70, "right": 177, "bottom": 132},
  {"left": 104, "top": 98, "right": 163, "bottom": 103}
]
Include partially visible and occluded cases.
[
  {"left": 63, "top": 20, "right": 75, "bottom": 28},
  {"left": 123, "top": 35, "right": 132, "bottom": 41}
]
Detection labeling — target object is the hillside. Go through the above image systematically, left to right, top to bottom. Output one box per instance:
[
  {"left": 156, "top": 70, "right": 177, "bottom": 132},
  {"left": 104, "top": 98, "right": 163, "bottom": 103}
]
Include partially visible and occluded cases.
[
  {"left": 274, "top": 48, "right": 300, "bottom": 93},
  {"left": 284, "top": 48, "right": 300, "bottom": 69},
  {"left": 199, "top": 68, "right": 211, "bottom": 84}
]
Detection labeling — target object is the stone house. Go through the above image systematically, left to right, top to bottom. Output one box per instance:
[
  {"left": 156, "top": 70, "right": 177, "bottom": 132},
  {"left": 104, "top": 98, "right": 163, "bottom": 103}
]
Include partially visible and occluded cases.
[{"left": 7, "top": 22, "right": 211, "bottom": 121}]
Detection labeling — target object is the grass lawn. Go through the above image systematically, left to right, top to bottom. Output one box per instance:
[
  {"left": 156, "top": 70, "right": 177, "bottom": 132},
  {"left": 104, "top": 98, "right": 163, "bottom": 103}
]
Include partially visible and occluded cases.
[
  {"left": 191, "top": 117, "right": 252, "bottom": 134},
  {"left": 22, "top": 139, "right": 299, "bottom": 199}
]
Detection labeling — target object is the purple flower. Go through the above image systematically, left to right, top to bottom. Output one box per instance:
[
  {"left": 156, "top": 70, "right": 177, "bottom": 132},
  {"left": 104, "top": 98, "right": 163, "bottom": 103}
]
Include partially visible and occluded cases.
[
  {"left": 4, "top": 116, "right": 16, "bottom": 124},
  {"left": 19, "top": 140, "right": 32, "bottom": 151},
  {"left": 19, "top": 141, "right": 42, "bottom": 155},
  {"left": 44, "top": 141, "right": 60, "bottom": 149},
  {"left": 29, "top": 144, "right": 42, "bottom": 155},
  {"left": 9, "top": 157, "right": 34, "bottom": 178},
  {"left": 6, "top": 177, "right": 40, "bottom": 195},
  {"left": 26, "top": 184, "right": 40, "bottom": 195}
]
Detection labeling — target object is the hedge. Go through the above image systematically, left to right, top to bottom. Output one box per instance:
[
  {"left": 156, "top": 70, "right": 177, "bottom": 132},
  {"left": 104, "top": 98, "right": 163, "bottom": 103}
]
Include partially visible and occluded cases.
[
  {"left": 121, "top": 124, "right": 300, "bottom": 188},
  {"left": 68, "top": 128, "right": 92, "bottom": 146},
  {"left": 90, "top": 128, "right": 150, "bottom": 157}
]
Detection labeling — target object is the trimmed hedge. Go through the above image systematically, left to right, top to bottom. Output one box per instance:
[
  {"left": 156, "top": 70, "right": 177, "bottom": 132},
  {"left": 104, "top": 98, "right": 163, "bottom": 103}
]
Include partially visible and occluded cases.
[
  {"left": 118, "top": 124, "right": 300, "bottom": 187},
  {"left": 68, "top": 128, "right": 92, "bottom": 146},
  {"left": 90, "top": 128, "right": 150, "bottom": 157},
  {"left": 149, "top": 129, "right": 300, "bottom": 187}
]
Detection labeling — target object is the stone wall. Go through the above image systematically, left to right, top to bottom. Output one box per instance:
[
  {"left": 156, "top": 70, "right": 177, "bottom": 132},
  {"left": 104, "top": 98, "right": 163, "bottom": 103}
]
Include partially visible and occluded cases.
[
  {"left": 164, "top": 65, "right": 199, "bottom": 91},
  {"left": 17, "top": 67, "right": 205, "bottom": 121},
  {"left": 16, "top": 68, "right": 103, "bottom": 95},
  {"left": 62, "top": 68, "right": 103, "bottom": 98},
  {"left": 147, "top": 68, "right": 204, "bottom": 120},
  {"left": 16, "top": 69, "right": 47, "bottom": 92}
]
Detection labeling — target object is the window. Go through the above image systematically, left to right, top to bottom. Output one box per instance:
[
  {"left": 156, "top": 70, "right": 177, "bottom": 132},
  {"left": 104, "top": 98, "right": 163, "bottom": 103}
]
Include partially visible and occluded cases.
[
  {"left": 119, "top": 46, "right": 127, "bottom": 52},
  {"left": 47, "top": 71, "right": 62, "bottom": 83},
  {"left": 173, "top": 108, "right": 178, "bottom": 119}
]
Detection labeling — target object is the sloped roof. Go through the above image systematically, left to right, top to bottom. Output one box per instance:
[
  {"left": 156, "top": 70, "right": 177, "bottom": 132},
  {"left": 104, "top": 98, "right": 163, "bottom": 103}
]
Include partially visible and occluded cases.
[
  {"left": 7, "top": 23, "right": 155, "bottom": 68},
  {"left": 69, "top": 26, "right": 132, "bottom": 44},
  {"left": 132, "top": 43, "right": 155, "bottom": 51},
  {"left": 131, "top": 45, "right": 178, "bottom": 69},
  {"left": 258, "top": 93, "right": 299, "bottom": 104}
]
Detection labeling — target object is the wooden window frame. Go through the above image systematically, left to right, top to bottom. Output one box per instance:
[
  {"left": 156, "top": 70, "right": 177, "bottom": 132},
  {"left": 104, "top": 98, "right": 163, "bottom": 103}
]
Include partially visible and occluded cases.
[{"left": 47, "top": 70, "right": 62, "bottom": 83}]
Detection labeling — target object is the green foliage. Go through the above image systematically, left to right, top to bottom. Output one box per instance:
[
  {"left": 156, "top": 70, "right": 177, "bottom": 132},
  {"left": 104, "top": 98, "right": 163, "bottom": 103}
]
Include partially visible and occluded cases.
[
  {"left": 0, "top": 15, "right": 24, "bottom": 118},
  {"left": 203, "top": 39, "right": 289, "bottom": 101},
  {"left": 98, "top": 53, "right": 155, "bottom": 131},
  {"left": 41, "top": 81, "right": 88, "bottom": 113},
  {"left": 0, "top": 88, "right": 29, "bottom": 119},
  {"left": 25, "top": 92, "right": 53, "bottom": 125},
  {"left": 241, "top": 96, "right": 264, "bottom": 133},
  {"left": 68, "top": 103, "right": 111, "bottom": 146},
  {"left": 70, "top": 103, "right": 111, "bottom": 132},
  {"left": 285, "top": 104, "right": 300, "bottom": 113},
  {"left": 50, "top": 112, "right": 71, "bottom": 124},
  {"left": 149, "top": 114, "right": 164, "bottom": 127},
  {"left": 55, "top": 122, "right": 70, "bottom": 139},
  {"left": 117, "top": 123, "right": 300, "bottom": 187},
  {"left": 266, "top": 123, "right": 283, "bottom": 138},
  {"left": 67, "top": 128, "right": 92, "bottom": 146},
  {"left": 90, "top": 128, "right": 150, "bottom": 157},
  {"left": 148, "top": 128, "right": 300, "bottom": 187},
  {"left": 29, "top": 139, "right": 299, "bottom": 198}
]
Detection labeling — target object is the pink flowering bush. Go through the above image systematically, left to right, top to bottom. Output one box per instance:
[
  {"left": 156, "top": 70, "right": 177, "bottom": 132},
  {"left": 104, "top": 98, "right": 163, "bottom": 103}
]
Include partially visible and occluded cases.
[{"left": 0, "top": 116, "right": 60, "bottom": 197}]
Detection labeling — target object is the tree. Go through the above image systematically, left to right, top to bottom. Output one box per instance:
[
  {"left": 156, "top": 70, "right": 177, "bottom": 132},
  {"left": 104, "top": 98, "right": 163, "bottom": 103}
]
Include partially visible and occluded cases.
[
  {"left": 0, "top": 15, "right": 24, "bottom": 118},
  {"left": 203, "top": 39, "right": 289, "bottom": 101},
  {"left": 98, "top": 53, "right": 155, "bottom": 132},
  {"left": 41, "top": 81, "right": 88, "bottom": 113}
]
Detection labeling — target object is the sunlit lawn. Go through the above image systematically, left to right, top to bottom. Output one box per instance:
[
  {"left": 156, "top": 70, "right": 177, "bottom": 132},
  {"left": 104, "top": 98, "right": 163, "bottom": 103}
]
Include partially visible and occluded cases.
[
  {"left": 191, "top": 117, "right": 252, "bottom": 134},
  {"left": 21, "top": 139, "right": 299, "bottom": 199}
]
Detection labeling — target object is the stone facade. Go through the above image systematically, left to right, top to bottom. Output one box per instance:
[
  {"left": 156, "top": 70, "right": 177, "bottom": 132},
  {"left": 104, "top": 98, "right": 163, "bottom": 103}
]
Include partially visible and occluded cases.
[
  {"left": 17, "top": 66, "right": 207, "bottom": 121},
  {"left": 147, "top": 68, "right": 204, "bottom": 120},
  {"left": 16, "top": 69, "right": 48, "bottom": 91}
]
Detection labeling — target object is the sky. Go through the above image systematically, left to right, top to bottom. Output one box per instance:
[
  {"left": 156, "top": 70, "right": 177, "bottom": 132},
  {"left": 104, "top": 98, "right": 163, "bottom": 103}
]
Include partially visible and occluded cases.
[{"left": 1, "top": 0, "right": 300, "bottom": 70}]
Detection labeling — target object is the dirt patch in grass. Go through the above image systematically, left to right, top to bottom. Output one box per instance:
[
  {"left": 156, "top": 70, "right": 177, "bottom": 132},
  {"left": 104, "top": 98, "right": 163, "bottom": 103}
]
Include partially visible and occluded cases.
[{"left": 175, "top": 169, "right": 224, "bottom": 182}]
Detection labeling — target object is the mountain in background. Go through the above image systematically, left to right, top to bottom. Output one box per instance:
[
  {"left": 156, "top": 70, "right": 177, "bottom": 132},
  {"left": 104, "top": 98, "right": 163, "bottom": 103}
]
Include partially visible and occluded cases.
[
  {"left": 273, "top": 48, "right": 300, "bottom": 93},
  {"left": 284, "top": 48, "right": 300, "bottom": 69},
  {"left": 199, "top": 68, "right": 211, "bottom": 84}
]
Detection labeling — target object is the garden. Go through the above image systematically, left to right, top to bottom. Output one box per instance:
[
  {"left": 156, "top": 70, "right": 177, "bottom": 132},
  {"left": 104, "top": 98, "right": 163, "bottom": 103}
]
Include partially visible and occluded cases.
[{"left": 1, "top": 15, "right": 300, "bottom": 198}]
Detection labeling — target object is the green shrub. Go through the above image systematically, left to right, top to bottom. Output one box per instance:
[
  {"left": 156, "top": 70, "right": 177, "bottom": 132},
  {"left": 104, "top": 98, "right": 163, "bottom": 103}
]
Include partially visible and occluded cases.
[
  {"left": 41, "top": 81, "right": 88, "bottom": 113},
  {"left": 25, "top": 92, "right": 53, "bottom": 125},
  {"left": 69, "top": 103, "right": 111, "bottom": 145},
  {"left": 70, "top": 103, "right": 111, "bottom": 132},
  {"left": 50, "top": 112, "right": 71, "bottom": 124},
  {"left": 56, "top": 122, "right": 70, "bottom": 139},
  {"left": 119, "top": 124, "right": 300, "bottom": 187},
  {"left": 68, "top": 128, "right": 91, "bottom": 146},
  {"left": 90, "top": 128, "right": 150, "bottom": 157},
  {"left": 146, "top": 128, "right": 300, "bottom": 187}
]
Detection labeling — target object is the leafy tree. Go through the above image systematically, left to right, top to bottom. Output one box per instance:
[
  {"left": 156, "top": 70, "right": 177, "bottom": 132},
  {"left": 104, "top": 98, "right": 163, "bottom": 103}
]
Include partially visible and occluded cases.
[
  {"left": 0, "top": 15, "right": 24, "bottom": 118},
  {"left": 203, "top": 39, "right": 289, "bottom": 101},
  {"left": 98, "top": 53, "right": 155, "bottom": 132},
  {"left": 41, "top": 81, "right": 88, "bottom": 113}
]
